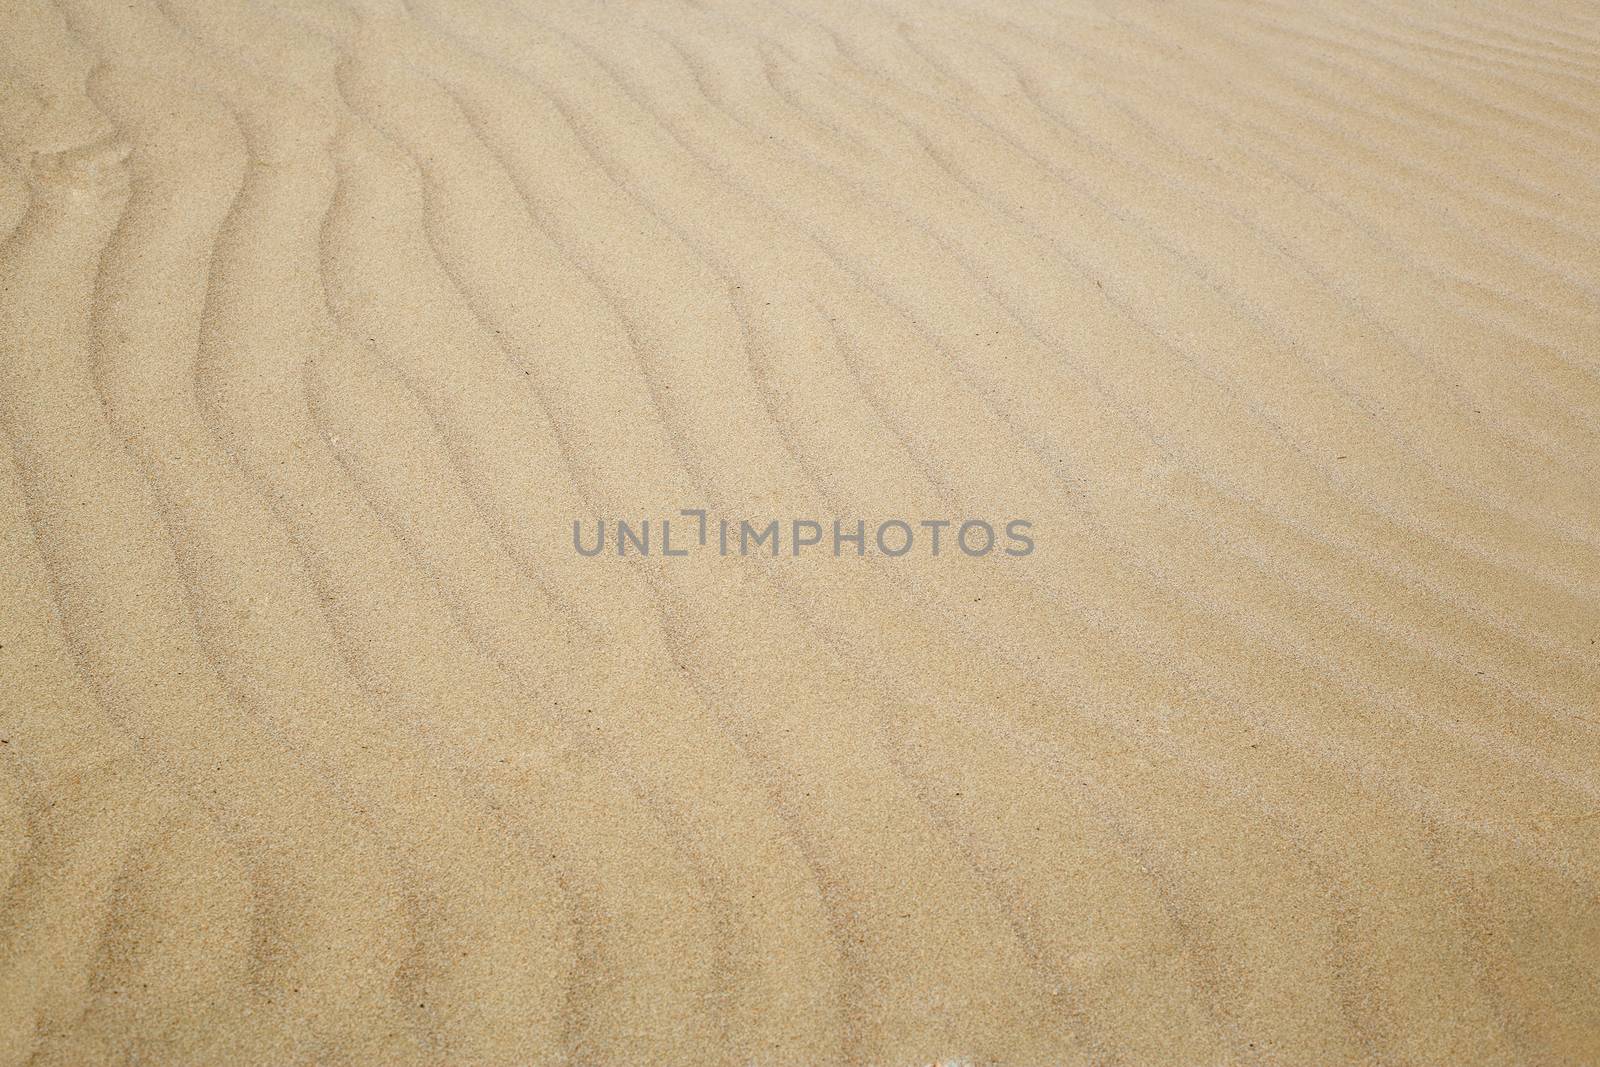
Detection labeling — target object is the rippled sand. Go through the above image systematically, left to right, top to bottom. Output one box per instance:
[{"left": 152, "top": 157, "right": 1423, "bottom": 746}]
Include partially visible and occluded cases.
[{"left": 2, "top": 0, "right": 1598, "bottom": 1063}]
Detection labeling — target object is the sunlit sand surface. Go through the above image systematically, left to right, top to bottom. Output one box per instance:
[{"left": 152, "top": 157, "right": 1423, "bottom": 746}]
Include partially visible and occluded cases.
[{"left": 2, "top": 0, "right": 1598, "bottom": 1063}]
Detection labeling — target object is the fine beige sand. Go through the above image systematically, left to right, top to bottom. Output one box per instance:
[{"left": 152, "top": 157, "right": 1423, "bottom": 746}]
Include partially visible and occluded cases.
[{"left": 2, "top": 0, "right": 1599, "bottom": 1063}]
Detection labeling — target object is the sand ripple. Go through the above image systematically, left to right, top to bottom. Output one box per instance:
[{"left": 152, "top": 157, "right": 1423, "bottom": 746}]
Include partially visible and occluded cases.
[{"left": 2, "top": 0, "right": 1598, "bottom": 1063}]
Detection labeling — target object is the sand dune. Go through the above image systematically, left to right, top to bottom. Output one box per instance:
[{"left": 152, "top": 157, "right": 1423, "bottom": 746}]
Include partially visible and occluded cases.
[{"left": 2, "top": 0, "right": 1598, "bottom": 1063}]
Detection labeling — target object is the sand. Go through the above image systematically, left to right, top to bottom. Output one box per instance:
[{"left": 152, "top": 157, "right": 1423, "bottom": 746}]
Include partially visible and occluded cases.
[{"left": 1, "top": 0, "right": 1598, "bottom": 1063}]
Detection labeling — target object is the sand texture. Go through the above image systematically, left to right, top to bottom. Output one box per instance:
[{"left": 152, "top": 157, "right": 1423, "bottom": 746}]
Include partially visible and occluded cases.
[{"left": 2, "top": 0, "right": 1599, "bottom": 1063}]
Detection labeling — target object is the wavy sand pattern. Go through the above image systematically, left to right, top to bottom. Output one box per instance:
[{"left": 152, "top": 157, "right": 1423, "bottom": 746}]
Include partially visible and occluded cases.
[{"left": 2, "top": 0, "right": 1598, "bottom": 1063}]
